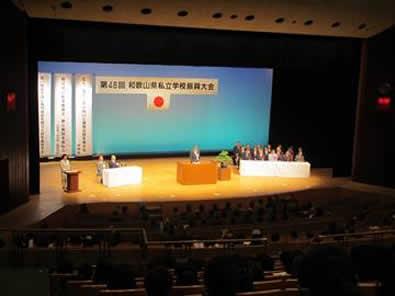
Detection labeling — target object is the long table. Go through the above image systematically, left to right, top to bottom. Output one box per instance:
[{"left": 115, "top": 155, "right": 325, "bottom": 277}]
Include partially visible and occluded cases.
[
  {"left": 240, "top": 160, "right": 310, "bottom": 178},
  {"left": 102, "top": 166, "right": 143, "bottom": 187}
]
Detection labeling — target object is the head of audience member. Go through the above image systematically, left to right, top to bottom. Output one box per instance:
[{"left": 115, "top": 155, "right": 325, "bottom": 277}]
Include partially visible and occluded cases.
[
  {"left": 267, "top": 144, "right": 272, "bottom": 152},
  {"left": 240, "top": 146, "right": 245, "bottom": 153},
  {"left": 298, "top": 147, "right": 303, "bottom": 154},
  {"left": 61, "top": 154, "right": 68, "bottom": 161},
  {"left": 98, "top": 154, "right": 104, "bottom": 162},
  {"left": 111, "top": 155, "right": 116, "bottom": 162},
  {"left": 298, "top": 246, "right": 358, "bottom": 296},
  {"left": 205, "top": 256, "right": 241, "bottom": 296},
  {"left": 108, "top": 265, "right": 136, "bottom": 289},
  {"left": 145, "top": 266, "right": 173, "bottom": 296}
]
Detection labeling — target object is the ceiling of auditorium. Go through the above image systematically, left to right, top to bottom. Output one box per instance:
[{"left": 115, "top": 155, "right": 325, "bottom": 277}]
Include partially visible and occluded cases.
[{"left": 14, "top": 0, "right": 395, "bottom": 38}]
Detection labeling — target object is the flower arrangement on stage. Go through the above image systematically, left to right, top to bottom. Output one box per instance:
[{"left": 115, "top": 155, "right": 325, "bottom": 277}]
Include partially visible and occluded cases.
[{"left": 216, "top": 150, "right": 233, "bottom": 168}]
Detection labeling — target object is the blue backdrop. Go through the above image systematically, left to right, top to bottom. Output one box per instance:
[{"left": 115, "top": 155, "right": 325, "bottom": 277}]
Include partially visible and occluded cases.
[{"left": 38, "top": 61, "right": 273, "bottom": 155}]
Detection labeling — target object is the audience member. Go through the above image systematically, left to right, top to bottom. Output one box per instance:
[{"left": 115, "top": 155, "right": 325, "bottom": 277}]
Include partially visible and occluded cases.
[
  {"left": 205, "top": 256, "right": 241, "bottom": 296},
  {"left": 145, "top": 266, "right": 173, "bottom": 296}
]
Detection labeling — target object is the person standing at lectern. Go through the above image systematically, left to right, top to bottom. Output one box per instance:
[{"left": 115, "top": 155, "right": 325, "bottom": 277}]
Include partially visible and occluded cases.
[
  {"left": 190, "top": 145, "right": 200, "bottom": 164},
  {"left": 60, "top": 154, "right": 71, "bottom": 191},
  {"left": 96, "top": 155, "right": 107, "bottom": 183}
]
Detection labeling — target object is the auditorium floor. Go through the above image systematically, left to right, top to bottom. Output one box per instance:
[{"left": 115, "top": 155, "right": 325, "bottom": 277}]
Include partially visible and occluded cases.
[{"left": 1, "top": 157, "right": 394, "bottom": 227}]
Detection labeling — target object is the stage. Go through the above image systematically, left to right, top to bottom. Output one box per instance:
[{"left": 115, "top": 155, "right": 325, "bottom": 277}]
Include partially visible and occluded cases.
[
  {"left": 4, "top": 156, "right": 395, "bottom": 228},
  {"left": 41, "top": 157, "right": 341, "bottom": 204}
]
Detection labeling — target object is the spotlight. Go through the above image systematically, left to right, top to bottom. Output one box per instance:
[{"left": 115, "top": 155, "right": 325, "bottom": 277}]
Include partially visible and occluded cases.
[{"left": 102, "top": 5, "right": 113, "bottom": 12}]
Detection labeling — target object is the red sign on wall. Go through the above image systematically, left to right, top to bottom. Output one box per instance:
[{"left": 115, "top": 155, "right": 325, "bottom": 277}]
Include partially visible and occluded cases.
[{"left": 7, "top": 92, "right": 16, "bottom": 112}]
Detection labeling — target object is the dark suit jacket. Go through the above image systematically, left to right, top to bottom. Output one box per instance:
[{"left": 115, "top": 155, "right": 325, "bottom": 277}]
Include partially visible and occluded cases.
[
  {"left": 190, "top": 151, "right": 200, "bottom": 163},
  {"left": 108, "top": 160, "right": 120, "bottom": 168}
]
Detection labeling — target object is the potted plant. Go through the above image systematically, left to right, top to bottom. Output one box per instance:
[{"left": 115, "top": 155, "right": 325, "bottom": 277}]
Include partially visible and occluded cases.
[{"left": 215, "top": 150, "right": 233, "bottom": 180}]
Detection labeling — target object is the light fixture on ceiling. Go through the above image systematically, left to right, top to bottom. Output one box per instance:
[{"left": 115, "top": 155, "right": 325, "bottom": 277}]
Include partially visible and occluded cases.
[
  {"left": 60, "top": 1, "right": 72, "bottom": 9},
  {"left": 102, "top": 4, "right": 113, "bottom": 12},
  {"left": 141, "top": 8, "right": 152, "bottom": 15},
  {"left": 178, "top": 10, "right": 188, "bottom": 17},
  {"left": 212, "top": 12, "right": 223, "bottom": 19},
  {"left": 304, "top": 20, "right": 314, "bottom": 26},
  {"left": 331, "top": 22, "right": 341, "bottom": 28},
  {"left": 358, "top": 23, "right": 367, "bottom": 30}
]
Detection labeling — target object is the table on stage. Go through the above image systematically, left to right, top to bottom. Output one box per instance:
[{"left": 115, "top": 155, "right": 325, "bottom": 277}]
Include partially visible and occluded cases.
[
  {"left": 240, "top": 160, "right": 310, "bottom": 178},
  {"left": 177, "top": 161, "right": 217, "bottom": 185},
  {"left": 102, "top": 166, "right": 143, "bottom": 187}
]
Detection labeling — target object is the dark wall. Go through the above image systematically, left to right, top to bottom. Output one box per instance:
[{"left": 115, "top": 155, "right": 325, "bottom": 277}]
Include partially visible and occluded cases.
[
  {"left": 0, "top": 2, "right": 30, "bottom": 211},
  {"left": 28, "top": 18, "right": 361, "bottom": 190},
  {"left": 353, "top": 26, "right": 395, "bottom": 188}
]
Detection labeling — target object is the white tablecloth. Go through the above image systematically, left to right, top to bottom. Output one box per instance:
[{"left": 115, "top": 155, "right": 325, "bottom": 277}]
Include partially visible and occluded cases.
[
  {"left": 240, "top": 160, "right": 310, "bottom": 178},
  {"left": 102, "top": 166, "right": 143, "bottom": 187}
]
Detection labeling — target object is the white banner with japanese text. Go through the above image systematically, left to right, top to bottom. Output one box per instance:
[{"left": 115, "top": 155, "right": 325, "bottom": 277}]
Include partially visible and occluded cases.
[
  {"left": 38, "top": 72, "right": 52, "bottom": 157},
  {"left": 54, "top": 73, "right": 72, "bottom": 156},
  {"left": 75, "top": 74, "right": 93, "bottom": 156},
  {"left": 95, "top": 76, "right": 218, "bottom": 95}
]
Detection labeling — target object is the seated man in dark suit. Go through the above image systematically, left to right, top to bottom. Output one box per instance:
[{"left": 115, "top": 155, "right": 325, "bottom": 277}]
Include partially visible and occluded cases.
[
  {"left": 232, "top": 141, "right": 241, "bottom": 165},
  {"left": 241, "top": 146, "right": 252, "bottom": 160},
  {"left": 108, "top": 154, "right": 120, "bottom": 168}
]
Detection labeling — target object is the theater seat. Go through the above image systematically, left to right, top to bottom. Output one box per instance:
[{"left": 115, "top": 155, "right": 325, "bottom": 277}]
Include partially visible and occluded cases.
[
  {"left": 358, "top": 282, "right": 379, "bottom": 296},
  {"left": 99, "top": 288, "right": 145, "bottom": 296},
  {"left": 237, "top": 288, "right": 301, "bottom": 296}
]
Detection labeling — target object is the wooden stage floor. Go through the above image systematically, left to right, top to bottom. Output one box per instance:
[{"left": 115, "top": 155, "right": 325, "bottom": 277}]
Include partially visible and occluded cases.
[
  {"left": 3, "top": 157, "right": 395, "bottom": 227},
  {"left": 41, "top": 157, "right": 342, "bottom": 204}
]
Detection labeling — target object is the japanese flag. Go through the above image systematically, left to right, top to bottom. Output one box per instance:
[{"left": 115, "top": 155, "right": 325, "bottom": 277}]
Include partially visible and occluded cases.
[{"left": 147, "top": 93, "right": 170, "bottom": 111}]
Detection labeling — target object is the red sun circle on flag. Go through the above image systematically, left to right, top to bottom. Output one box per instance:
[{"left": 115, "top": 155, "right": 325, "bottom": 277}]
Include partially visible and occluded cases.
[{"left": 153, "top": 96, "right": 164, "bottom": 107}]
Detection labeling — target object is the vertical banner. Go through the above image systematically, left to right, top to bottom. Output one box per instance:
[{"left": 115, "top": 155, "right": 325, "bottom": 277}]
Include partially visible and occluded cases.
[
  {"left": 38, "top": 73, "right": 52, "bottom": 157},
  {"left": 54, "top": 73, "right": 72, "bottom": 156},
  {"left": 75, "top": 74, "right": 93, "bottom": 156}
]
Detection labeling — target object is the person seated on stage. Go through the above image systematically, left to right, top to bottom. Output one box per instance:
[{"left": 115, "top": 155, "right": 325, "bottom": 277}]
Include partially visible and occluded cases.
[
  {"left": 232, "top": 141, "right": 241, "bottom": 165},
  {"left": 267, "top": 144, "right": 272, "bottom": 153},
  {"left": 190, "top": 145, "right": 200, "bottom": 164},
  {"left": 252, "top": 145, "right": 259, "bottom": 160},
  {"left": 276, "top": 145, "right": 286, "bottom": 161},
  {"left": 241, "top": 146, "right": 252, "bottom": 160},
  {"left": 256, "top": 147, "right": 265, "bottom": 160},
  {"left": 264, "top": 147, "right": 270, "bottom": 160},
  {"left": 285, "top": 147, "right": 294, "bottom": 162},
  {"left": 295, "top": 147, "right": 305, "bottom": 162},
  {"left": 268, "top": 150, "right": 278, "bottom": 161},
  {"left": 60, "top": 154, "right": 71, "bottom": 191},
  {"left": 96, "top": 154, "right": 107, "bottom": 183},
  {"left": 108, "top": 155, "right": 120, "bottom": 168}
]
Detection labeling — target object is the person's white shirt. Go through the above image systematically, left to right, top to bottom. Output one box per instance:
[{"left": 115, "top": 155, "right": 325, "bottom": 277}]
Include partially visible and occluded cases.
[{"left": 268, "top": 152, "right": 278, "bottom": 161}]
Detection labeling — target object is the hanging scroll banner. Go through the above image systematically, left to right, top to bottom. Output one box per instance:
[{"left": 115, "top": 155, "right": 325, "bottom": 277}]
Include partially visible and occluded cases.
[
  {"left": 38, "top": 72, "right": 52, "bottom": 157},
  {"left": 54, "top": 73, "right": 72, "bottom": 157},
  {"left": 75, "top": 74, "right": 93, "bottom": 156}
]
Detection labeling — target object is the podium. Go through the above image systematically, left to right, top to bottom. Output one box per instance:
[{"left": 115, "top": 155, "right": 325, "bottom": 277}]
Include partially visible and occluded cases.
[
  {"left": 177, "top": 161, "right": 217, "bottom": 185},
  {"left": 65, "top": 170, "right": 81, "bottom": 192}
]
